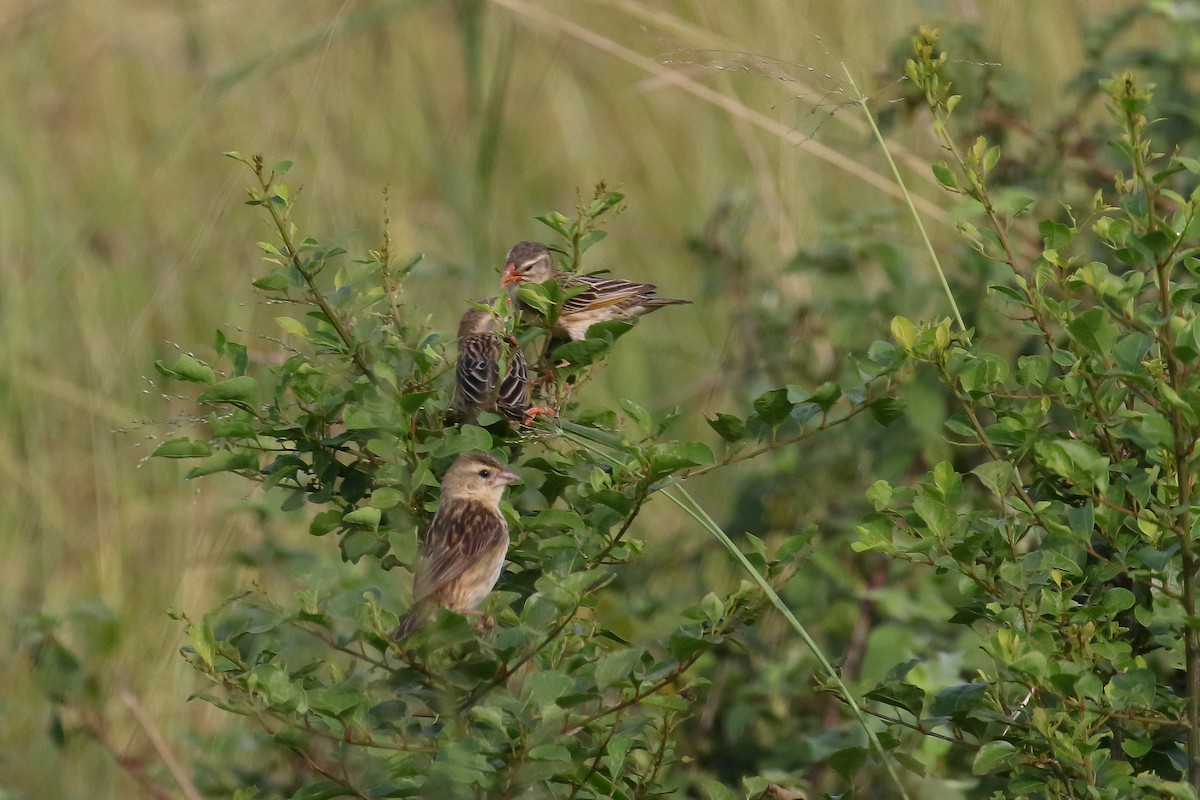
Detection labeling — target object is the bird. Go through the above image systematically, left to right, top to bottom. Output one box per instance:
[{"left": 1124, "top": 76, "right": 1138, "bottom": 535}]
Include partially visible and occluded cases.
[
  {"left": 500, "top": 240, "right": 691, "bottom": 341},
  {"left": 452, "top": 305, "right": 533, "bottom": 425},
  {"left": 391, "top": 451, "right": 521, "bottom": 640}
]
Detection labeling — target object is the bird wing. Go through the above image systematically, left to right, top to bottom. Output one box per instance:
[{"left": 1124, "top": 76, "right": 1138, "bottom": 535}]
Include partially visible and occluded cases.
[
  {"left": 561, "top": 275, "right": 658, "bottom": 314},
  {"left": 454, "top": 334, "right": 501, "bottom": 412},
  {"left": 496, "top": 344, "right": 531, "bottom": 422},
  {"left": 412, "top": 498, "right": 509, "bottom": 603}
]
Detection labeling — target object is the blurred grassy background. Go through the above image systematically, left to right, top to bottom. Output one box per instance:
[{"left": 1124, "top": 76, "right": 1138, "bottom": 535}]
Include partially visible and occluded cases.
[{"left": 0, "top": 1, "right": 1138, "bottom": 796}]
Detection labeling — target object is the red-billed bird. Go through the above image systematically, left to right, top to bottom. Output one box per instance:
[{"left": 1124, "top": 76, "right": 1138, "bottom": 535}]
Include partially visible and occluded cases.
[
  {"left": 500, "top": 240, "right": 691, "bottom": 340},
  {"left": 391, "top": 452, "right": 520, "bottom": 640}
]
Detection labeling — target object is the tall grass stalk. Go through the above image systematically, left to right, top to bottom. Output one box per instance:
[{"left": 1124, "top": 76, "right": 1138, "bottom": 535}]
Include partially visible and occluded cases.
[
  {"left": 486, "top": 0, "right": 950, "bottom": 225},
  {"left": 842, "top": 64, "right": 966, "bottom": 332},
  {"left": 552, "top": 422, "right": 911, "bottom": 798},
  {"left": 662, "top": 486, "right": 913, "bottom": 800}
]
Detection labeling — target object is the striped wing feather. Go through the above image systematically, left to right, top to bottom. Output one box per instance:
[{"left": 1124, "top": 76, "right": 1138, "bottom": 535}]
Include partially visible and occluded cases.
[
  {"left": 561, "top": 275, "right": 657, "bottom": 314},
  {"left": 454, "top": 333, "right": 529, "bottom": 422},
  {"left": 454, "top": 334, "right": 500, "bottom": 413},
  {"left": 496, "top": 345, "right": 531, "bottom": 422},
  {"left": 413, "top": 498, "right": 509, "bottom": 604}
]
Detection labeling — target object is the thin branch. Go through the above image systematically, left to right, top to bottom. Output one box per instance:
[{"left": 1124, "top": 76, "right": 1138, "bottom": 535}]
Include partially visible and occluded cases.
[
  {"left": 253, "top": 161, "right": 380, "bottom": 388},
  {"left": 459, "top": 608, "right": 580, "bottom": 711},
  {"left": 118, "top": 689, "right": 205, "bottom": 800}
]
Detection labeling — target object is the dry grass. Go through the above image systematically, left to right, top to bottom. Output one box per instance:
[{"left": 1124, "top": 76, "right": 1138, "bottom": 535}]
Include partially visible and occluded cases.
[{"left": 0, "top": 1, "right": 1134, "bottom": 795}]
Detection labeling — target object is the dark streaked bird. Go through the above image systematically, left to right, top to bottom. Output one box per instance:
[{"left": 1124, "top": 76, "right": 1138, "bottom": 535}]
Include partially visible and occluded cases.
[
  {"left": 500, "top": 240, "right": 692, "bottom": 341},
  {"left": 453, "top": 305, "right": 532, "bottom": 425},
  {"left": 391, "top": 452, "right": 520, "bottom": 640}
]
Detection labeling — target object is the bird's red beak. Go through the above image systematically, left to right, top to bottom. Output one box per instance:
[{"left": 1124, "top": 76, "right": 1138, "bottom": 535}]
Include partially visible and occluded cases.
[
  {"left": 501, "top": 262, "right": 523, "bottom": 288},
  {"left": 493, "top": 468, "right": 521, "bottom": 486}
]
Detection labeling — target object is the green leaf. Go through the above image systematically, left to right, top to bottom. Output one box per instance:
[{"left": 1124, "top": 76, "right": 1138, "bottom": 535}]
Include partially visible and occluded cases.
[
  {"left": 982, "top": 143, "right": 1002, "bottom": 174},
  {"left": 932, "top": 161, "right": 958, "bottom": 190},
  {"left": 586, "top": 191, "right": 625, "bottom": 219},
  {"left": 535, "top": 211, "right": 572, "bottom": 238},
  {"left": 1039, "top": 219, "right": 1073, "bottom": 250},
  {"left": 578, "top": 229, "right": 608, "bottom": 252},
  {"left": 252, "top": 270, "right": 291, "bottom": 292},
  {"left": 516, "top": 282, "right": 557, "bottom": 317},
  {"left": 1067, "top": 307, "right": 1119, "bottom": 354},
  {"left": 276, "top": 316, "right": 309, "bottom": 337},
  {"left": 891, "top": 316, "right": 916, "bottom": 349},
  {"left": 583, "top": 319, "right": 634, "bottom": 343},
  {"left": 552, "top": 337, "right": 608, "bottom": 366},
  {"left": 155, "top": 353, "right": 216, "bottom": 385},
  {"left": 198, "top": 376, "right": 258, "bottom": 406},
  {"left": 810, "top": 382, "right": 842, "bottom": 412},
  {"left": 752, "top": 388, "right": 793, "bottom": 426},
  {"left": 399, "top": 391, "right": 435, "bottom": 413},
  {"left": 868, "top": 396, "right": 905, "bottom": 425},
  {"left": 620, "top": 399, "right": 653, "bottom": 433},
  {"left": 1128, "top": 411, "right": 1173, "bottom": 450},
  {"left": 706, "top": 413, "right": 745, "bottom": 442},
  {"left": 434, "top": 425, "right": 493, "bottom": 456},
  {"left": 152, "top": 438, "right": 212, "bottom": 458},
  {"left": 1035, "top": 438, "right": 1109, "bottom": 489},
  {"left": 646, "top": 441, "right": 715, "bottom": 480},
  {"left": 185, "top": 450, "right": 258, "bottom": 479},
  {"left": 971, "top": 460, "right": 1015, "bottom": 498},
  {"left": 370, "top": 488, "right": 404, "bottom": 509},
  {"left": 913, "top": 495, "right": 957, "bottom": 538},
  {"left": 343, "top": 506, "right": 381, "bottom": 531},
  {"left": 309, "top": 509, "right": 341, "bottom": 537},
  {"left": 339, "top": 529, "right": 384, "bottom": 563},
  {"left": 1101, "top": 587, "right": 1135, "bottom": 613},
  {"left": 700, "top": 591, "right": 724, "bottom": 622},
  {"left": 187, "top": 619, "right": 217, "bottom": 669},
  {"left": 594, "top": 649, "right": 643, "bottom": 689},
  {"left": 1106, "top": 668, "right": 1156, "bottom": 709},
  {"left": 523, "top": 671, "right": 572, "bottom": 708},
  {"left": 864, "top": 681, "right": 925, "bottom": 716},
  {"left": 931, "top": 682, "right": 989, "bottom": 717},
  {"left": 307, "top": 686, "right": 364, "bottom": 717},
  {"left": 1121, "top": 737, "right": 1153, "bottom": 758},
  {"left": 973, "top": 740, "right": 1018, "bottom": 774},
  {"left": 829, "top": 746, "right": 868, "bottom": 779},
  {"left": 700, "top": 780, "right": 738, "bottom": 800},
  {"left": 291, "top": 781, "right": 353, "bottom": 800}
]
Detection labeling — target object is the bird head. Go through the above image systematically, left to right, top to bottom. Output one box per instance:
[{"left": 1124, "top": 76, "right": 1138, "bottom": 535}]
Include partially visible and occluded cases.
[
  {"left": 501, "top": 241, "right": 554, "bottom": 287},
  {"left": 457, "top": 305, "right": 499, "bottom": 339},
  {"left": 442, "top": 451, "right": 521, "bottom": 505}
]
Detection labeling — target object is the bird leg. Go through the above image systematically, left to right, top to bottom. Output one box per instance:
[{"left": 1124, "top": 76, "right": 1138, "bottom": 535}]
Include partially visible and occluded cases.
[
  {"left": 523, "top": 405, "right": 556, "bottom": 426},
  {"left": 463, "top": 608, "right": 496, "bottom": 634}
]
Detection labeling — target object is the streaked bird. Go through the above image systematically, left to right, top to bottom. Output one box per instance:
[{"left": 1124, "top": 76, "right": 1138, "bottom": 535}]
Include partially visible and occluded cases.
[
  {"left": 500, "top": 240, "right": 691, "bottom": 341},
  {"left": 452, "top": 305, "right": 532, "bottom": 425},
  {"left": 391, "top": 451, "right": 520, "bottom": 640}
]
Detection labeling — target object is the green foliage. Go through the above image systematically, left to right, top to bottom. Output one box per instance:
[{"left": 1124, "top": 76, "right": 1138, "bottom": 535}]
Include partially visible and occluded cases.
[
  {"left": 26, "top": 5, "right": 1200, "bottom": 799},
  {"left": 852, "top": 30, "right": 1200, "bottom": 799},
  {"left": 144, "top": 154, "right": 896, "bottom": 798}
]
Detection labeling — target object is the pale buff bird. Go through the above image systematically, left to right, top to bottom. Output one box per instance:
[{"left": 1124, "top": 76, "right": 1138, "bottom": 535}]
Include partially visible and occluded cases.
[
  {"left": 500, "top": 240, "right": 691, "bottom": 341},
  {"left": 391, "top": 452, "right": 520, "bottom": 640}
]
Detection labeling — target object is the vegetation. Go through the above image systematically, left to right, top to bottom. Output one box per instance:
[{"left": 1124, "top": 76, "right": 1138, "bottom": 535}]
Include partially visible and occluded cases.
[{"left": 12, "top": 2, "right": 1200, "bottom": 799}]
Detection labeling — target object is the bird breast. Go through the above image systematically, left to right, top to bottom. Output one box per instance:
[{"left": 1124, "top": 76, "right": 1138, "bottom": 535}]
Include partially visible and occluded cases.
[{"left": 441, "top": 534, "right": 510, "bottom": 612}]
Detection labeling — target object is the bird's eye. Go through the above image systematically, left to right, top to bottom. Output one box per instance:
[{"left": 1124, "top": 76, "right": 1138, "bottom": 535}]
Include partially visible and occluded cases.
[{"left": 478, "top": 469, "right": 491, "bottom": 478}]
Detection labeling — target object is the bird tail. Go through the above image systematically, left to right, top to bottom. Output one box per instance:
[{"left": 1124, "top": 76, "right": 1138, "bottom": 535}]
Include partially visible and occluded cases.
[
  {"left": 646, "top": 297, "right": 692, "bottom": 307},
  {"left": 391, "top": 603, "right": 431, "bottom": 641}
]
